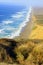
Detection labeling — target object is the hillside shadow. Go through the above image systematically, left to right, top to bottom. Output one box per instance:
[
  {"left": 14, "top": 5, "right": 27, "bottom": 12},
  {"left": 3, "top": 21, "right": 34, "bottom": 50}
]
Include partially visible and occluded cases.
[{"left": 0, "top": 40, "right": 18, "bottom": 60}]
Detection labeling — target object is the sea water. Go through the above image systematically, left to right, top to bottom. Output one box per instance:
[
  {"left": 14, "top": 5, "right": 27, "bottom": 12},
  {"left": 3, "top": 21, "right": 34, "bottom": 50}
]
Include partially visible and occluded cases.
[{"left": 0, "top": 4, "right": 31, "bottom": 38}]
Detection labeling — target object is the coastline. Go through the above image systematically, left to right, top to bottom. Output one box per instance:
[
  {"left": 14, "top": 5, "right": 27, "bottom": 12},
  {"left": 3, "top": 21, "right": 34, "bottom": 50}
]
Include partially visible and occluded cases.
[{"left": 14, "top": 7, "right": 33, "bottom": 40}]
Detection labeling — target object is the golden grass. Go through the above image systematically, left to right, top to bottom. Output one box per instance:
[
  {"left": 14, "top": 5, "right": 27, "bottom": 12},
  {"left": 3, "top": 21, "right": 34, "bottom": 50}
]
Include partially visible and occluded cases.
[
  {"left": 29, "top": 15, "right": 43, "bottom": 39},
  {"left": 0, "top": 39, "right": 43, "bottom": 65},
  {"left": 0, "top": 63, "right": 18, "bottom": 65}
]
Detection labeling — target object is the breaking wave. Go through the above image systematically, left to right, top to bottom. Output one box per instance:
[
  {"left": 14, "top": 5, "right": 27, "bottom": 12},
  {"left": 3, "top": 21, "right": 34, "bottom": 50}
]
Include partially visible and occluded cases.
[{"left": 9, "top": 7, "right": 32, "bottom": 38}]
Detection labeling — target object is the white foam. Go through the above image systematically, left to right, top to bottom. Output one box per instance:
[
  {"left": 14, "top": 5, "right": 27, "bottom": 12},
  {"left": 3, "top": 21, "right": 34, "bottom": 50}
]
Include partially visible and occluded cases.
[
  {"left": 8, "top": 7, "right": 32, "bottom": 39},
  {"left": 3, "top": 20, "right": 14, "bottom": 24}
]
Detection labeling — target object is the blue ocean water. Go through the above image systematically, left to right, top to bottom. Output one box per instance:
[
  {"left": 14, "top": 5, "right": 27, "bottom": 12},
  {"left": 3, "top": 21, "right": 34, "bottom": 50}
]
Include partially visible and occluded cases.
[{"left": 0, "top": 5, "right": 28, "bottom": 38}]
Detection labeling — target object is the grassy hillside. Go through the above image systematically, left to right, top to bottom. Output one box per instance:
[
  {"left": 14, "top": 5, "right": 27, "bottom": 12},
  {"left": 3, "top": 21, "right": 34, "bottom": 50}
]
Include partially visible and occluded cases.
[
  {"left": 29, "top": 15, "right": 43, "bottom": 39},
  {"left": 0, "top": 38, "right": 43, "bottom": 65}
]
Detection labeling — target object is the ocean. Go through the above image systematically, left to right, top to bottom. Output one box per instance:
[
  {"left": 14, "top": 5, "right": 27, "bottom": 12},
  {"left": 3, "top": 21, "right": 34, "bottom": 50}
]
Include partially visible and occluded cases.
[{"left": 0, "top": 5, "right": 31, "bottom": 38}]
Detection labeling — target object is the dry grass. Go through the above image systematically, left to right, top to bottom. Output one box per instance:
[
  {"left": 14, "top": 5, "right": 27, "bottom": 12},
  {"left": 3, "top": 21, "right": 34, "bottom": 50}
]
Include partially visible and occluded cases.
[
  {"left": 29, "top": 15, "right": 43, "bottom": 39},
  {"left": 0, "top": 39, "right": 43, "bottom": 65},
  {"left": 0, "top": 62, "right": 18, "bottom": 65}
]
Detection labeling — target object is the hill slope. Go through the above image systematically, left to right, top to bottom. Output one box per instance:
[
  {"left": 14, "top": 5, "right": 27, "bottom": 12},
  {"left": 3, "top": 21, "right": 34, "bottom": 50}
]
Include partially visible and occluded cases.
[
  {"left": 29, "top": 15, "right": 43, "bottom": 39},
  {"left": 0, "top": 38, "right": 43, "bottom": 65}
]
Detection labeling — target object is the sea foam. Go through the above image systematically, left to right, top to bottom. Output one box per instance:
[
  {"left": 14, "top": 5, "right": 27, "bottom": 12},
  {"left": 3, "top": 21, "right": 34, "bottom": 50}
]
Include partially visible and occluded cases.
[{"left": 9, "top": 7, "right": 32, "bottom": 38}]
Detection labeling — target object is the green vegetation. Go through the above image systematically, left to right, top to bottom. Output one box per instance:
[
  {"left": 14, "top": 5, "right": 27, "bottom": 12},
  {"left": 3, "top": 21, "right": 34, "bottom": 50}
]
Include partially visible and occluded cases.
[
  {"left": 36, "top": 20, "right": 43, "bottom": 25},
  {"left": 32, "top": 26, "right": 37, "bottom": 30}
]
